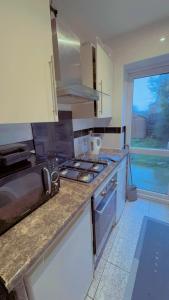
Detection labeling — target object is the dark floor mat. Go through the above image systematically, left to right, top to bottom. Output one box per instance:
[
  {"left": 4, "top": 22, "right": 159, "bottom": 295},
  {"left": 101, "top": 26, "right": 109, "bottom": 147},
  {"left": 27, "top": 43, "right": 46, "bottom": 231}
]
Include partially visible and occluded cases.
[{"left": 131, "top": 217, "right": 169, "bottom": 300}]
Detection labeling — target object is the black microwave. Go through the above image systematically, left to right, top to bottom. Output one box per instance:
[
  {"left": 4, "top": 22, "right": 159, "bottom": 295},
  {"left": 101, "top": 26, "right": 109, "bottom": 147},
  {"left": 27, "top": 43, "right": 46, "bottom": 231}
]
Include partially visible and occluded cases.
[{"left": 0, "top": 156, "right": 60, "bottom": 235}]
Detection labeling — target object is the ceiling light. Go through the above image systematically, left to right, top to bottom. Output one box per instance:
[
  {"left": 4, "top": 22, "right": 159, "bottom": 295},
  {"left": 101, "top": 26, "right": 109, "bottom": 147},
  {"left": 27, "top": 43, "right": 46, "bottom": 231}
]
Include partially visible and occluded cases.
[{"left": 160, "top": 37, "right": 166, "bottom": 42}]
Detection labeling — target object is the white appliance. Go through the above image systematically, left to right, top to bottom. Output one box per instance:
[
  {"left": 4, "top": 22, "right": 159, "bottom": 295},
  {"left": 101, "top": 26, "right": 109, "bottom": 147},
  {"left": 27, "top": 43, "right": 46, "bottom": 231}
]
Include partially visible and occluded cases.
[{"left": 89, "top": 136, "right": 102, "bottom": 155}]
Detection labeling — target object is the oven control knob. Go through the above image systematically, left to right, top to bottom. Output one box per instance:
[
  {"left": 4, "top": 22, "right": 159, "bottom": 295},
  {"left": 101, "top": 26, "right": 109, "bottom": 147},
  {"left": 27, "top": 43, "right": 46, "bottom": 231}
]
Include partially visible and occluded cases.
[{"left": 101, "top": 190, "right": 107, "bottom": 197}]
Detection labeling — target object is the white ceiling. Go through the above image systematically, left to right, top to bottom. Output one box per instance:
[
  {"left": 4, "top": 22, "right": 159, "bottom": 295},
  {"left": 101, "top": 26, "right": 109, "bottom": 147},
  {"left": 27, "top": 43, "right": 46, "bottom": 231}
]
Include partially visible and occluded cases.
[{"left": 53, "top": 0, "right": 169, "bottom": 41}]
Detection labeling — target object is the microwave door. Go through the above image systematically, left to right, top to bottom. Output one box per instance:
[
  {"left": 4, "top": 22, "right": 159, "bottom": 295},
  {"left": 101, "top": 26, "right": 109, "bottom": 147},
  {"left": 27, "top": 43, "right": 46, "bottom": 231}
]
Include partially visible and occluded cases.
[{"left": 0, "top": 173, "right": 45, "bottom": 235}]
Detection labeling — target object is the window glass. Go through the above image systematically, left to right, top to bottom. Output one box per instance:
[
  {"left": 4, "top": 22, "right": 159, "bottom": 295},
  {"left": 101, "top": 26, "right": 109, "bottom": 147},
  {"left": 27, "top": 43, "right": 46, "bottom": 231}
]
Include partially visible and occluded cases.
[
  {"left": 131, "top": 74, "right": 169, "bottom": 149},
  {"left": 131, "top": 154, "right": 169, "bottom": 195}
]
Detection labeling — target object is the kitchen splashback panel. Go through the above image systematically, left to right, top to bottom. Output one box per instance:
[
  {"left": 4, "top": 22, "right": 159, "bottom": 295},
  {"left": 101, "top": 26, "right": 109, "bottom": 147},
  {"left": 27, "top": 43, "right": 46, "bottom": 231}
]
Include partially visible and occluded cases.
[{"left": 32, "top": 111, "right": 74, "bottom": 163}]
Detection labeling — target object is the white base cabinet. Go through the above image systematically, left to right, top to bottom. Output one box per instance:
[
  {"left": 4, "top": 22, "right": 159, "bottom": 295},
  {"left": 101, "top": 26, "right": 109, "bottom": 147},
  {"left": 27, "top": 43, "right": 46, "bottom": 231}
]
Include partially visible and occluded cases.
[
  {"left": 116, "top": 157, "right": 127, "bottom": 222},
  {"left": 25, "top": 204, "right": 93, "bottom": 300}
]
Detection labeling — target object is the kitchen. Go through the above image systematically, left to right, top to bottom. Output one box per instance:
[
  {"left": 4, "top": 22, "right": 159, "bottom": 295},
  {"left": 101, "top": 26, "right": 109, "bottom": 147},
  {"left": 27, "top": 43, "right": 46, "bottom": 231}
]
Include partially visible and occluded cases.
[{"left": 0, "top": 1, "right": 169, "bottom": 300}]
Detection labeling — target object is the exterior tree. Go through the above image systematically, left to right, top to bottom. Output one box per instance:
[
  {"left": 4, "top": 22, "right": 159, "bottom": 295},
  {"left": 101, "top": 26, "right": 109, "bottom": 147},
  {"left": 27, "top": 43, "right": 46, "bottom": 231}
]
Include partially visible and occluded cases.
[{"left": 148, "top": 74, "right": 169, "bottom": 143}]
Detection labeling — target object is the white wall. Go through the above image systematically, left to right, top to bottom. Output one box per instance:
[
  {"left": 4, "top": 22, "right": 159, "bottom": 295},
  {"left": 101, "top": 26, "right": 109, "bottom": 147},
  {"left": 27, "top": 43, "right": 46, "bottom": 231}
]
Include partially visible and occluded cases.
[
  {"left": 107, "top": 18, "right": 169, "bottom": 126},
  {"left": 72, "top": 117, "right": 111, "bottom": 131},
  {"left": 0, "top": 124, "right": 32, "bottom": 146},
  {"left": 102, "top": 132, "right": 124, "bottom": 150}
]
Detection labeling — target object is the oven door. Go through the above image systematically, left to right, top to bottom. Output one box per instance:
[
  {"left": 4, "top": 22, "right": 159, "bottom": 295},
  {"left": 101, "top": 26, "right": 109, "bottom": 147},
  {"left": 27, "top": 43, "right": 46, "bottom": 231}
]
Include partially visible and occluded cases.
[
  {"left": 0, "top": 163, "right": 49, "bottom": 235},
  {"left": 94, "top": 186, "right": 117, "bottom": 261}
]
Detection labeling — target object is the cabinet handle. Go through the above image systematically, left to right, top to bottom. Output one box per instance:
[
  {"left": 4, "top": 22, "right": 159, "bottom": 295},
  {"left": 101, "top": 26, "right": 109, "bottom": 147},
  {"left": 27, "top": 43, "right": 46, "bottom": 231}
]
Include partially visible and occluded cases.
[
  {"left": 51, "top": 55, "right": 57, "bottom": 107},
  {"left": 51, "top": 55, "right": 58, "bottom": 117},
  {"left": 49, "top": 56, "right": 57, "bottom": 118},
  {"left": 100, "top": 80, "right": 103, "bottom": 116}
]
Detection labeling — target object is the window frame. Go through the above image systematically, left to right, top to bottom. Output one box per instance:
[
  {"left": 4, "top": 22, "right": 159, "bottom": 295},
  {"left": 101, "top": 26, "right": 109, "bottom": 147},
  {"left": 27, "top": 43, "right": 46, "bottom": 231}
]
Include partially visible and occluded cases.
[{"left": 125, "top": 63, "right": 169, "bottom": 199}]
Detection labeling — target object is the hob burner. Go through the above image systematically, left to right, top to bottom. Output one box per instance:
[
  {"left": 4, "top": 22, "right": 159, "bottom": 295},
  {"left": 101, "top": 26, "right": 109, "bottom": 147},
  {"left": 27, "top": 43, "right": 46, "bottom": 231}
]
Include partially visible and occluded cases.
[{"left": 59, "top": 159, "right": 107, "bottom": 183}]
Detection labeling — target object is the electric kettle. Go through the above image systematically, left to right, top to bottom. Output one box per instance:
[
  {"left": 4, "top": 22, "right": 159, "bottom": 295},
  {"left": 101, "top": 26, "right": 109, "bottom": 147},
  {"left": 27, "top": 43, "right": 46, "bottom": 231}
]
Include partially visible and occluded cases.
[{"left": 89, "top": 136, "right": 102, "bottom": 155}]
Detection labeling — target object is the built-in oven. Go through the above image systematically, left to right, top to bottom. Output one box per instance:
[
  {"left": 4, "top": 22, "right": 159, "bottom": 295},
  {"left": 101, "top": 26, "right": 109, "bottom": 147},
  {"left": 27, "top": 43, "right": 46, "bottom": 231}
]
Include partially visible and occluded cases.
[
  {"left": 0, "top": 156, "right": 60, "bottom": 236},
  {"left": 92, "top": 172, "right": 117, "bottom": 266}
]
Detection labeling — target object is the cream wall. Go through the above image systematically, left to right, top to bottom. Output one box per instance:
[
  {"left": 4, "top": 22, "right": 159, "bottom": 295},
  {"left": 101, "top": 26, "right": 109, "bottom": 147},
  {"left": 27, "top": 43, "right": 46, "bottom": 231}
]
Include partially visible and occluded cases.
[{"left": 107, "top": 18, "right": 169, "bottom": 126}]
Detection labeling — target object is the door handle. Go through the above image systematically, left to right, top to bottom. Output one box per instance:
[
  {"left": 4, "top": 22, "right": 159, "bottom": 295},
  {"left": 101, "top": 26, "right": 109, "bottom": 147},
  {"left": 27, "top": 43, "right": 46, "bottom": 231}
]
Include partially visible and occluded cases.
[
  {"left": 49, "top": 56, "right": 57, "bottom": 119},
  {"left": 43, "top": 167, "right": 52, "bottom": 195}
]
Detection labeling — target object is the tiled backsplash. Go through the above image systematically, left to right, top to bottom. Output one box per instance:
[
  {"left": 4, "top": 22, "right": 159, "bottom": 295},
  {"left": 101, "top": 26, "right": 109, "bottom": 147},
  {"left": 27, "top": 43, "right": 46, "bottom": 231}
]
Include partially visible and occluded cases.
[
  {"left": 0, "top": 116, "right": 126, "bottom": 158},
  {"left": 72, "top": 118, "right": 126, "bottom": 156},
  {"left": 73, "top": 126, "right": 126, "bottom": 137}
]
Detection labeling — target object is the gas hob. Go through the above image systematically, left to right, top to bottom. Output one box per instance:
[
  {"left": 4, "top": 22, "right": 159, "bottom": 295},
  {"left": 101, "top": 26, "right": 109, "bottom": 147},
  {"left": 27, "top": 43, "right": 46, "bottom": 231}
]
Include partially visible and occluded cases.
[{"left": 59, "top": 159, "right": 108, "bottom": 183}]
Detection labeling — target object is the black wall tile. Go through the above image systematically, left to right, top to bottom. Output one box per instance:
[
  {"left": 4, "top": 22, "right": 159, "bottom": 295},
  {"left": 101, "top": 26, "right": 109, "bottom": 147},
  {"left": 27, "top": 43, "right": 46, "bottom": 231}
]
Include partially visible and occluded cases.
[
  {"left": 73, "top": 126, "right": 126, "bottom": 137},
  {"left": 93, "top": 127, "right": 105, "bottom": 133},
  {"left": 105, "top": 127, "right": 121, "bottom": 133},
  {"left": 74, "top": 128, "right": 94, "bottom": 138},
  {"left": 73, "top": 130, "right": 82, "bottom": 138}
]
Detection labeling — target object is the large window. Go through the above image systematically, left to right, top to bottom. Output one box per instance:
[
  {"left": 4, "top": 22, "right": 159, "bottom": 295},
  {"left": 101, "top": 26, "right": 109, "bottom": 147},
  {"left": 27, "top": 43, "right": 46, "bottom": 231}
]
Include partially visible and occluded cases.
[
  {"left": 130, "top": 73, "right": 169, "bottom": 196},
  {"left": 131, "top": 74, "right": 169, "bottom": 149}
]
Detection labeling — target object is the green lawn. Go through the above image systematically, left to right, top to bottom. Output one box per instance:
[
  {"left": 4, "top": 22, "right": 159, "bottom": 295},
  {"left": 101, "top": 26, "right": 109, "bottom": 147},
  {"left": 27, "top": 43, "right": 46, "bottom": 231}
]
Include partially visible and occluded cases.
[
  {"left": 131, "top": 137, "right": 167, "bottom": 149},
  {"left": 131, "top": 137, "right": 169, "bottom": 172},
  {"left": 131, "top": 154, "right": 169, "bottom": 168},
  {"left": 131, "top": 155, "right": 169, "bottom": 194}
]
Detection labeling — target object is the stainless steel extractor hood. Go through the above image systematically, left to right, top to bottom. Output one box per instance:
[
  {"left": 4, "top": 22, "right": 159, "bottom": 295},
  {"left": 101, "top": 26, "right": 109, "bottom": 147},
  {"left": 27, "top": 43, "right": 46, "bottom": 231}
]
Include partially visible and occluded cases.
[{"left": 52, "top": 18, "right": 99, "bottom": 103}]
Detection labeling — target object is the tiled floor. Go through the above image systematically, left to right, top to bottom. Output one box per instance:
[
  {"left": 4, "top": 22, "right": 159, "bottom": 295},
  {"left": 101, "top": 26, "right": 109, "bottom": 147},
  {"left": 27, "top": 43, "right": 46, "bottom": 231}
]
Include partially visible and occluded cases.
[{"left": 86, "top": 198, "right": 169, "bottom": 300}]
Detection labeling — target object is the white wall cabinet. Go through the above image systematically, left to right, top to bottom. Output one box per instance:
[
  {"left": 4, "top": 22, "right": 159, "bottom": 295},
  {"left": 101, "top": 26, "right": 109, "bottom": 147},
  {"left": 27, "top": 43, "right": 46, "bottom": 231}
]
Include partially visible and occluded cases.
[
  {"left": 0, "top": 0, "right": 58, "bottom": 123},
  {"left": 80, "top": 41, "right": 113, "bottom": 118},
  {"left": 96, "top": 41, "right": 113, "bottom": 118},
  {"left": 96, "top": 41, "right": 113, "bottom": 95},
  {"left": 116, "top": 157, "right": 127, "bottom": 222},
  {"left": 25, "top": 204, "right": 94, "bottom": 300}
]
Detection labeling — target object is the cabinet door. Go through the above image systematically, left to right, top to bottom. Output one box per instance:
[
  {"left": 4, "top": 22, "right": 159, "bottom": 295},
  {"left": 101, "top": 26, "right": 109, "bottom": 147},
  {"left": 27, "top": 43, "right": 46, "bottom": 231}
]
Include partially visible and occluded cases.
[
  {"left": 0, "top": 0, "right": 58, "bottom": 123},
  {"left": 96, "top": 41, "right": 113, "bottom": 118},
  {"left": 96, "top": 42, "right": 103, "bottom": 94},
  {"left": 81, "top": 43, "right": 94, "bottom": 89},
  {"left": 101, "top": 49, "right": 113, "bottom": 96},
  {"left": 97, "top": 93, "right": 113, "bottom": 118},
  {"left": 116, "top": 158, "right": 127, "bottom": 222},
  {"left": 25, "top": 204, "right": 94, "bottom": 300}
]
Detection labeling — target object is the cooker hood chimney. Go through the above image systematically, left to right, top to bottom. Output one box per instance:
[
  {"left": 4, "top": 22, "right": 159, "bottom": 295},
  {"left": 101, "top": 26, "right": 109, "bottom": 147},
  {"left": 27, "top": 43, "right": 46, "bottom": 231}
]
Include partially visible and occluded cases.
[{"left": 52, "top": 18, "right": 99, "bottom": 103}]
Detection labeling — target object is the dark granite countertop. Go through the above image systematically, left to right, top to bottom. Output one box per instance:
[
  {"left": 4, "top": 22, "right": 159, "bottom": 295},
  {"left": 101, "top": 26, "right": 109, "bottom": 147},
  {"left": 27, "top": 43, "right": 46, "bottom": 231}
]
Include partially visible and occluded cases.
[{"left": 0, "top": 149, "right": 128, "bottom": 292}]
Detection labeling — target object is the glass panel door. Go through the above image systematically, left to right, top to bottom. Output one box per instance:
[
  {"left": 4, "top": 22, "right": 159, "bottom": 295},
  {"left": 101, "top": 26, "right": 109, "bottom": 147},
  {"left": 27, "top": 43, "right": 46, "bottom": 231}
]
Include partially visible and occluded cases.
[{"left": 130, "top": 73, "right": 169, "bottom": 196}]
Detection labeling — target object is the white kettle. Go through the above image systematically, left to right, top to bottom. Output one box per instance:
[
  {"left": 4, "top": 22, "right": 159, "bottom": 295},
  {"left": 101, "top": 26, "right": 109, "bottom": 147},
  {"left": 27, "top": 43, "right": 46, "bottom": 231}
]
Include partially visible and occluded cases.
[{"left": 89, "top": 136, "right": 102, "bottom": 155}]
